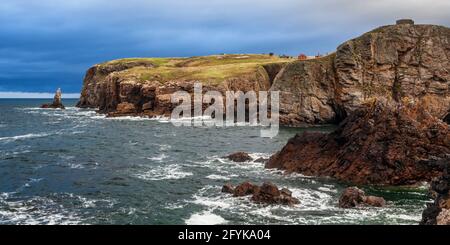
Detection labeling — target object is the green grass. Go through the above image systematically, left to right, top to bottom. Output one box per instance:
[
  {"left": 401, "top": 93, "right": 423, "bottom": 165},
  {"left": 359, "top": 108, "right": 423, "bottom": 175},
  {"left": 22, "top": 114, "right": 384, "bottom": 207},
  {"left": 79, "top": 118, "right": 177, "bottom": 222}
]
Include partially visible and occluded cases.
[{"left": 99, "top": 54, "right": 294, "bottom": 84}]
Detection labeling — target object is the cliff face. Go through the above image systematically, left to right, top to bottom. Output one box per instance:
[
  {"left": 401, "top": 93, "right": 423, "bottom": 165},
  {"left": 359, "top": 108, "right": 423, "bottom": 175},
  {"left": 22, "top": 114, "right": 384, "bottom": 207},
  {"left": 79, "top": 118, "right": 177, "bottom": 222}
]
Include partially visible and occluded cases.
[
  {"left": 77, "top": 23, "right": 450, "bottom": 125},
  {"left": 273, "top": 23, "right": 450, "bottom": 125},
  {"left": 77, "top": 55, "right": 287, "bottom": 116},
  {"left": 266, "top": 99, "right": 450, "bottom": 185}
]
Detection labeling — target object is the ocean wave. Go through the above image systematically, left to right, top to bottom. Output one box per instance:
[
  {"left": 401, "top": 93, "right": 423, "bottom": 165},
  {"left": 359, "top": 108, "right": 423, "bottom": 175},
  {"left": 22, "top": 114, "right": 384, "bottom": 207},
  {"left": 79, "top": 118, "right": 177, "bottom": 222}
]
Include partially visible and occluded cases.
[
  {"left": 0, "top": 133, "right": 51, "bottom": 143},
  {"left": 147, "top": 153, "right": 167, "bottom": 162},
  {"left": 134, "top": 164, "right": 193, "bottom": 181},
  {"left": 206, "top": 174, "right": 231, "bottom": 180},
  {"left": 0, "top": 195, "right": 82, "bottom": 225},
  {"left": 185, "top": 211, "right": 227, "bottom": 225}
]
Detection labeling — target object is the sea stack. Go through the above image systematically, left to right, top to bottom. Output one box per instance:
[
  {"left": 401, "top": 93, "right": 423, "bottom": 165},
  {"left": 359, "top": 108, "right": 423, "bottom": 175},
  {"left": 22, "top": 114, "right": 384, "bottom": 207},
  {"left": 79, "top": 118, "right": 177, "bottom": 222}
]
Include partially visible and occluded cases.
[{"left": 41, "top": 88, "right": 65, "bottom": 109}]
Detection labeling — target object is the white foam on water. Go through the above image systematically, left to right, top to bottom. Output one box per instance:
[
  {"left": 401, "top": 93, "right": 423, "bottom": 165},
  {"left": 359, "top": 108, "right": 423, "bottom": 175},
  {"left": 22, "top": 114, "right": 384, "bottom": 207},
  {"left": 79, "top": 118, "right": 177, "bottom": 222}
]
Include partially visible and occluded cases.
[
  {"left": 104, "top": 116, "right": 153, "bottom": 121},
  {"left": 0, "top": 133, "right": 51, "bottom": 143},
  {"left": 158, "top": 144, "right": 171, "bottom": 151},
  {"left": 147, "top": 153, "right": 167, "bottom": 162},
  {"left": 134, "top": 164, "right": 193, "bottom": 181},
  {"left": 206, "top": 174, "right": 230, "bottom": 180},
  {"left": 0, "top": 195, "right": 82, "bottom": 225},
  {"left": 165, "top": 202, "right": 187, "bottom": 210},
  {"left": 185, "top": 211, "right": 227, "bottom": 225}
]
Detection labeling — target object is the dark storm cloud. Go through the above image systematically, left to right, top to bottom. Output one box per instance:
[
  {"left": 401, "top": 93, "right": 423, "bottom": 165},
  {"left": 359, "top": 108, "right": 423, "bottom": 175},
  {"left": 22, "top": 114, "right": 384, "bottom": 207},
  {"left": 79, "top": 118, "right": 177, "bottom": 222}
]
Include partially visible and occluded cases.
[{"left": 0, "top": 0, "right": 449, "bottom": 96}]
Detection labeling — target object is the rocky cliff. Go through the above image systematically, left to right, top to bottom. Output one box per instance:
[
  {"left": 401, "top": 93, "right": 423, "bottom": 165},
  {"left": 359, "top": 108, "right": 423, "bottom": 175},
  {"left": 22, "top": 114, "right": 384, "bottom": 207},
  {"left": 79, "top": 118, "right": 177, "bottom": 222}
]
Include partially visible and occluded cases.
[
  {"left": 77, "top": 22, "right": 450, "bottom": 125},
  {"left": 273, "top": 22, "right": 450, "bottom": 126},
  {"left": 77, "top": 55, "right": 289, "bottom": 117},
  {"left": 266, "top": 99, "right": 450, "bottom": 185}
]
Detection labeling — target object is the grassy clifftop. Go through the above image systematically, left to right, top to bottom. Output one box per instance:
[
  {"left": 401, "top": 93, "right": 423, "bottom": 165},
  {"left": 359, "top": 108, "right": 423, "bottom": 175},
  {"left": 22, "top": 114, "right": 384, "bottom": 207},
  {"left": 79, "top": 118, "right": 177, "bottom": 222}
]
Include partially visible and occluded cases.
[{"left": 99, "top": 54, "right": 294, "bottom": 85}]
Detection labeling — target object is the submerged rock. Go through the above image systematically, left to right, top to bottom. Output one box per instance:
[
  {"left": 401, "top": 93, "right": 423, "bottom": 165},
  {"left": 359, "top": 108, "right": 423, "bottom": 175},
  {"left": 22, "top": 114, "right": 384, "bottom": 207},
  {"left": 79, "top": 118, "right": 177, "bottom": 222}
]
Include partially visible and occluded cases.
[
  {"left": 41, "top": 88, "right": 65, "bottom": 109},
  {"left": 266, "top": 100, "right": 450, "bottom": 185},
  {"left": 226, "top": 152, "right": 253, "bottom": 162},
  {"left": 222, "top": 181, "right": 299, "bottom": 206},
  {"left": 338, "top": 187, "right": 386, "bottom": 208}
]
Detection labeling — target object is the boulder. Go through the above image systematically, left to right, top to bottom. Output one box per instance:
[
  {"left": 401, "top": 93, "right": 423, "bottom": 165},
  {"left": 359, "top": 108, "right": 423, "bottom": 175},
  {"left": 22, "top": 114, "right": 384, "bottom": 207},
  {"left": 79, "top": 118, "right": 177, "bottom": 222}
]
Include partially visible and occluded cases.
[
  {"left": 226, "top": 152, "right": 253, "bottom": 162},
  {"left": 225, "top": 181, "right": 299, "bottom": 206},
  {"left": 233, "top": 182, "right": 259, "bottom": 197},
  {"left": 251, "top": 182, "right": 300, "bottom": 206},
  {"left": 338, "top": 187, "right": 386, "bottom": 208},
  {"left": 338, "top": 187, "right": 366, "bottom": 208},
  {"left": 364, "top": 196, "right": 387, "bottom": 207}
]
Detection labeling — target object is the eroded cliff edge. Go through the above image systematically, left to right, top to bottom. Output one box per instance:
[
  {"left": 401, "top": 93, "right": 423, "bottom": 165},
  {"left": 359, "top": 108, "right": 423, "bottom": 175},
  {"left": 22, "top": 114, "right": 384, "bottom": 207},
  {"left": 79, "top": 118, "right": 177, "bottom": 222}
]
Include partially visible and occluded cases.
[{"left": 77, "top": 22, "right": 450, "bottom": 126}]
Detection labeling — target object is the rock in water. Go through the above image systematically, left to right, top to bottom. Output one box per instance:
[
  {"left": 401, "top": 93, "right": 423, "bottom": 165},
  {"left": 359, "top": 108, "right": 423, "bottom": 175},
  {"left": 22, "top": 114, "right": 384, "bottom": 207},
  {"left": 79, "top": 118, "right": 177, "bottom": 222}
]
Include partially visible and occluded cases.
[
  {"left": 41, "top": 88, "right": 65, "bottom": 109},
  {"left": 266, "top": 99, "right": 450, "bottom": 185},
  {"left": 226, "top": 152, "right": 253, "bottom": 162},
  {"left": 421, "top": 160, "right": 450, "bottom": 225},
  {"left": 223, "top": 181, "right": 300, "bottom": 206},
  {"left": 233, "top": 182, "right": 259, "bottom": 197},
  {"left": 251, "top": 182, "right": 300, "bottom": 206},
  {"left": 221, "top": 183, "right": 235, "bottom": 194},
  {"left": 338, "top": 187, "right": 386, "bottom": 208},
  {"left": 338, "top": 187, "right": 366, "bottom": 208}
]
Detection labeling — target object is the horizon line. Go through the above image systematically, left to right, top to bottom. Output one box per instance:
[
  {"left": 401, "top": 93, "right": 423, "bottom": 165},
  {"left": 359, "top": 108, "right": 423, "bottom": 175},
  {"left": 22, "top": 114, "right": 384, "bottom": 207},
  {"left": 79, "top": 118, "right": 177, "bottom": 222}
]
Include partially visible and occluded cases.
[{"left": 0, "top": 91, "right": 80, "bottom": 99}]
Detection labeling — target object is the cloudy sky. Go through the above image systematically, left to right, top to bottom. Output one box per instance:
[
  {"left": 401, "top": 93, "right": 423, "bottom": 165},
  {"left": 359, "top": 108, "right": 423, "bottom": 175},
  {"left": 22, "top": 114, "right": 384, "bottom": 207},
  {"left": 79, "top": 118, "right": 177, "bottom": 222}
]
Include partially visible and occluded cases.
[{"left": 0, "top": 0, "right": 449, "bottom": 97}]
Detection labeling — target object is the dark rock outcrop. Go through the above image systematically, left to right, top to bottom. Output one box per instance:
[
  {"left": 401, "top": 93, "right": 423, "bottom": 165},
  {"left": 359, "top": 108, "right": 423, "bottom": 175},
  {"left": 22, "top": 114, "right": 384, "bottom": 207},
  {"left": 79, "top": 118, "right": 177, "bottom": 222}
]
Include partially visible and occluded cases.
[
  {"left": 41, "top": 88, "right": 65, "bottom": 109},
  {"left": 266, "top": 100, "right": 450, "bottom": 185},
  {"left": 226, "top": 152, "right": 253, "bottom": 162},
  {"left": 421, "top": 160, "right": 450, "bottom": 225},
  {"left": 222, "top": 181, "right": 299, "bottom": 206},
  {"left": 233, "top": 182, "right": 259, "bottom": 197},
  {"left": 251, "top": 182, "right": 300, "bottom": 206},
  {"left": 338, "top": 187, "right": 386, "bottom": 208}
]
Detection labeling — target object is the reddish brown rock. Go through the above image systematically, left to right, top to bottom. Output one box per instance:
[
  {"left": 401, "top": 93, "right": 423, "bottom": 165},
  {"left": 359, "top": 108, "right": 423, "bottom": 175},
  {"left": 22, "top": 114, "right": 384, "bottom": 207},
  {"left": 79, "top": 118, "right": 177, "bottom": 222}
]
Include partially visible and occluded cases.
[
  {"left": 266, "top": 100, "right": 450, "bottom": 185},
  {"left": 108, "top": 102, "right": 137, "bottom": 116},
  {"left": 226, "top": 152, "right": 253, "bottom": 162},
  {"left": 421, "top": 162, "right": 450, "bottom": 225},
  {"left": 225, "top": 181, "right": 299, "bottom": 206},
  {"left": 233, "top": 182, "right": 259, "bottom": 197},
  {"left": 251, "top": 182, "right": 300, "bottom": 206},
  {"left": 338, "top": 187, "right": 386, "bottom": 208},
  {"left": 338, "top": 187, "right": 367, "bottom": 208},
  {"left": 364, "top": 196, "right": 386, "bottom": 207}
]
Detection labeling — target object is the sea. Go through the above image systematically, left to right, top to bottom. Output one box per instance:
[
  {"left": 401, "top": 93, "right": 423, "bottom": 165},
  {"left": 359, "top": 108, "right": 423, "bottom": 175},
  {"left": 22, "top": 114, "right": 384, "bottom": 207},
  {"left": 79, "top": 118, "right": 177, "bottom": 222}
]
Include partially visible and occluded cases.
[{"left": 0, "top": 99, "right": 430, "bottom": 224}]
